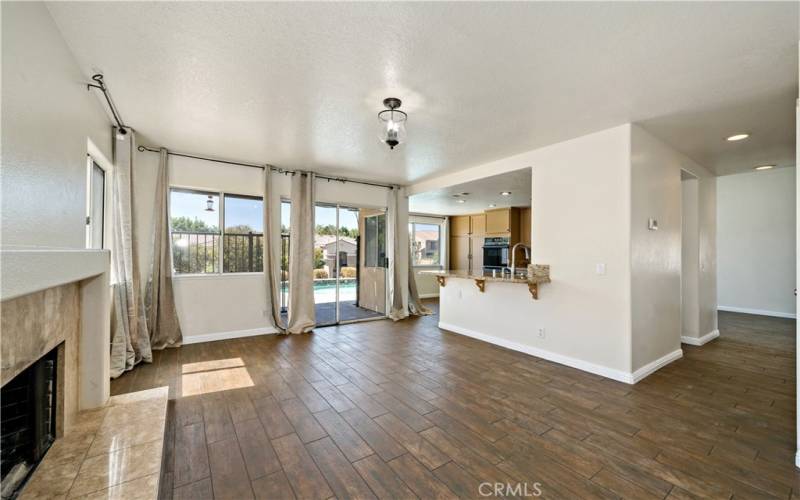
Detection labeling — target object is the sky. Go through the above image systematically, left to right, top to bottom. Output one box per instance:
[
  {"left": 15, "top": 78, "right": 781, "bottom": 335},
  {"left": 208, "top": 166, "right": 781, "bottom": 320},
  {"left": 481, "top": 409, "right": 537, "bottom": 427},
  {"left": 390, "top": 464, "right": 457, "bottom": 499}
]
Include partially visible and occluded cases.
[{"left": 171, "top": 190, "right": 359, "bottom": 231}]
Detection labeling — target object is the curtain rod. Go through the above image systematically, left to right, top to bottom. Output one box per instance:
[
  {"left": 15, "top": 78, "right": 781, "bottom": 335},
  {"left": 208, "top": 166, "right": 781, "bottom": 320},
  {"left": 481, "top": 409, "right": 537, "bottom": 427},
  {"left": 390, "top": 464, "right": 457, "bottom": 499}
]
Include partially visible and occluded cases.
[{"left": 136, "top": 145, "right": 397, "bottom": 190}]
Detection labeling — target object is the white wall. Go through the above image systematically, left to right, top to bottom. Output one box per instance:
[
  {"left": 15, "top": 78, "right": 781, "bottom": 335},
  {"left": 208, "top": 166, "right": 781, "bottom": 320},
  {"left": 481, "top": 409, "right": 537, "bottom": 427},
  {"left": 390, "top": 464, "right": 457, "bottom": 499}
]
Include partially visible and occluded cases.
[
  {"left": 1, "top": 2, "right": 112, "bottom": 249},
  {"left": 413, "top": 123, "right": 718, "bottom": 382},
  {"left": 417, "top": 125, "right": 635, "bottom": 375},
  {"left": 629, "top": 125, "right": 717, "bottom": 369},
  {"left": 133, "top": 150, "right": 392, "bottom": 342},
  {"left": 717, "top": 167, "right": 797, "bottom": 318},
  {"left": 681, "top": 177, "right": 700, "bottom": 338}
]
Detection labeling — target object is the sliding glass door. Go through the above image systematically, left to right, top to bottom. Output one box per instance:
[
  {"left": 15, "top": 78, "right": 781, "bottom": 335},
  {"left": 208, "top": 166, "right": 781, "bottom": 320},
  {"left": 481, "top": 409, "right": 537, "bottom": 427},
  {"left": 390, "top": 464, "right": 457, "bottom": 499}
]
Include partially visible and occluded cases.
[{"left": 312, "top": 203, "right": 386, "bottom": 325}]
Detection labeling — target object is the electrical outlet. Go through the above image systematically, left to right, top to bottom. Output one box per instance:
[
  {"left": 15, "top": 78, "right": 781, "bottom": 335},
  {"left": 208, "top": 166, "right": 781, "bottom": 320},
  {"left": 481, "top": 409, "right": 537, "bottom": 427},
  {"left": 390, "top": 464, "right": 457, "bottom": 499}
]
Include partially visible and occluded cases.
[
  {"left": 595, "top": 263, "right": 606, "bottom": 275},
  {"left": 538, "top": 328, "right": 546, "bottom": 339}
]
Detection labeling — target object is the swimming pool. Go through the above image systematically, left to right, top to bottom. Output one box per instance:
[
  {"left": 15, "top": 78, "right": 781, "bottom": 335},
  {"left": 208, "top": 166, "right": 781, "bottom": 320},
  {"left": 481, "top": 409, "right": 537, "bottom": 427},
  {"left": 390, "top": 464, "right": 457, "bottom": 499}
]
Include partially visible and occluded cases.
[
  {"left": 281, "top": 279, "right": 358, "bottom": 304},
  {"left": 313, "top": 280, "right": 356, "bottom": 303}
]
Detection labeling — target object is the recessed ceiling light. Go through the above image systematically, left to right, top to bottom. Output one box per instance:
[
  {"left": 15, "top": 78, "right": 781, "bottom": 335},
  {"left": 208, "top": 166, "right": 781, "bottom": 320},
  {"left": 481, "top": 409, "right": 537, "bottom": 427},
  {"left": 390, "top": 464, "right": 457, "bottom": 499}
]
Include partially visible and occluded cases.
[
  {"left": 726, "top": 133, "right": 749, "bottom": 142},
  {"left": 754, "top": 164, "right": 775, "bottom": 171},
  {"left": 500, "top": 191, "right": 511, "bottom": 196},
  {"left": 456, "top": 199, "right": 466, "bottom": 204},
  {"left": 488, "top": 204, "right": 496, "bottom": 208}
]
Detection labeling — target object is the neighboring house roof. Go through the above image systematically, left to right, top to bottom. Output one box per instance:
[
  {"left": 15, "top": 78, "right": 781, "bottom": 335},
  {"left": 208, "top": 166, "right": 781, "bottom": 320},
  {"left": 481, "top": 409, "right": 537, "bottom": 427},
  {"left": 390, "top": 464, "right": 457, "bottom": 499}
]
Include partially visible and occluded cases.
[
  {"left": 413, "top": 230, "right": 439, "bottom": 243},
  {"left": 315, "top": 235, "right": 357, "bottom": 254}
]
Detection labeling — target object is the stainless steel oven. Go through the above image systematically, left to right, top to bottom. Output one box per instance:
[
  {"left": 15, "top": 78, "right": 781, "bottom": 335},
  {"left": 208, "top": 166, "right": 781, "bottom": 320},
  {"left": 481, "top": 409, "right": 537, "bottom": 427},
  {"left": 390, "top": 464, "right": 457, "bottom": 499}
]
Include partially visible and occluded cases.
[{"left": 483, "top": 237, "right": 510, "bottom": 270}]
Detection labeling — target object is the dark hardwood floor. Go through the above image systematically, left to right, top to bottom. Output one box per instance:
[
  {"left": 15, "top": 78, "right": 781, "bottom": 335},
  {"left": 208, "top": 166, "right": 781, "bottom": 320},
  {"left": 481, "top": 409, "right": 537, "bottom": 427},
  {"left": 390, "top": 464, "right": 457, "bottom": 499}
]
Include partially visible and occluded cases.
[{"left": 112, "top": 302, "right": 799, "bottom": 499}]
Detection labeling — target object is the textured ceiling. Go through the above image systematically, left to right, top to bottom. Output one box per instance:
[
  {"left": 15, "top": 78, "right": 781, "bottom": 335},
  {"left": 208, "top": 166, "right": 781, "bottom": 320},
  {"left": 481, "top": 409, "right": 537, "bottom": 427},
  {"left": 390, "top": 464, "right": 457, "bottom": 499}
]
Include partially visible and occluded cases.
[
  {"left": 47, "top": 2, "right": 797, "bottom": 183},
  {"left": 410, "top": 168, "right": 531, "bottom": 216}
]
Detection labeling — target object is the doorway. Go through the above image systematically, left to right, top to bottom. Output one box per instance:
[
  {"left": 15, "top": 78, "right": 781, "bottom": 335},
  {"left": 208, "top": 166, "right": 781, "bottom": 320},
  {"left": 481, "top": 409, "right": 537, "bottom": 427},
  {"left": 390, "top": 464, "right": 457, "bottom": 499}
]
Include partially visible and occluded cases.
[{"left": 313, "top": 203, "right": 387, "bottom": 326}]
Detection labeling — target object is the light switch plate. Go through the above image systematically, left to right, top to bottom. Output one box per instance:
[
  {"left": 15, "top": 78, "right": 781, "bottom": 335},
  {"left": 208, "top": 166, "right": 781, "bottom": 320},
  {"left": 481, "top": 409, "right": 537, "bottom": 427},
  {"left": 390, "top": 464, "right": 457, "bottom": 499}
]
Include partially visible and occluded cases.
[{"left": 596, "top": 263, "right": 606, "bottom": 275}]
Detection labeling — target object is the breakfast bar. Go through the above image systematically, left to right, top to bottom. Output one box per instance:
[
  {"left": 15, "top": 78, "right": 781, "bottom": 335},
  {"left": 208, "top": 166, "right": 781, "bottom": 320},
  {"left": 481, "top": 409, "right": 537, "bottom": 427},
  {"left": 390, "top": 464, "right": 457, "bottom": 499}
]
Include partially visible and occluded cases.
[{"left": 421, "top": 265, "right": 551, "bottom": 299}]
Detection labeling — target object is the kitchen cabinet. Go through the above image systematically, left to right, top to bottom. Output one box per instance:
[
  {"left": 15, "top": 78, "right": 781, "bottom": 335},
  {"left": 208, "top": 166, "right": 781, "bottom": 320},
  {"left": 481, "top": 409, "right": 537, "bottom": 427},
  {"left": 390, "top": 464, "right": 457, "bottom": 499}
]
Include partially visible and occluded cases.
[
  {"left": 520, "top": 207, "right": 531, "bottom": 247},
  {"left": 486, "top": 208, "right": 520, "bottom": 236},
  {"left": 470, "top": 214, "right": 486, "bottom": 236},
  {"left": 451, "top": 215, "right": 471, "bottom": 236},
  {"left": 449, "top": 236, "right": 471, "bottom": 271},
  {"left": 470, "top": 237, "right": 484, "bottom": 271}
]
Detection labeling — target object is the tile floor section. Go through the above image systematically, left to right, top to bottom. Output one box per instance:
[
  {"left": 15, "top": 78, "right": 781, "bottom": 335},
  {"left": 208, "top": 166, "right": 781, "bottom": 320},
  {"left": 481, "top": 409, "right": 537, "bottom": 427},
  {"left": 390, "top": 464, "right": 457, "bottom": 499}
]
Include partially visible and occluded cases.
[{"left": 19, "top": 387, "right": 168, "bottom": 499}]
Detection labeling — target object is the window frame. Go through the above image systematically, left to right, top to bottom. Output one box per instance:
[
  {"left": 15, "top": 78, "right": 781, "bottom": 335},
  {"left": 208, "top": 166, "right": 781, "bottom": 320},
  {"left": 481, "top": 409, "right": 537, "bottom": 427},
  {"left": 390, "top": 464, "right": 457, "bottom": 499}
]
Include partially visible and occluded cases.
[
  {"left": 85, "top": 154, "right": 111, "bottom": 250},
  {"left": 169, "top": 187, "right": 267, "bottom": 277},
  {"left": 364, "top": 213, "right": 387, "bottom": 268},
  {"left": 409, "top": 221, "right": 443, "bottom": 268}
]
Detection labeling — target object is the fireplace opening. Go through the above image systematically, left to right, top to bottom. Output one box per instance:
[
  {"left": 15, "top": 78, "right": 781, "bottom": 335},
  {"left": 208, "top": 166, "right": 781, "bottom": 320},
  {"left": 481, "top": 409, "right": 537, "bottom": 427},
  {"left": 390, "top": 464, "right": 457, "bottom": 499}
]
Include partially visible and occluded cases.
[{"left": 0, "top": 346, "right": 59, "bottom": 499}]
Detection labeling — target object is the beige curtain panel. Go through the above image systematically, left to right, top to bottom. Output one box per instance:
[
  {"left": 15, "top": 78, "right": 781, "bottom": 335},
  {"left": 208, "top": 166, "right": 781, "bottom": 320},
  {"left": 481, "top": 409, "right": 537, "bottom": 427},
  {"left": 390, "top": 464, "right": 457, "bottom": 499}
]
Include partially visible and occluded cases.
[
  {"left": 109, "top": 129, "right": 152, "bottom": 378},
  {"left": 145, "top": 148, "right": 183, "bottom": 349},
  {"left": 263, "top": 168, "right": 286, "bottom": 332},
  {"left": 287, "top": 172, "right": 316, "bottom": 333},
  {"left": 389, "top": 186, "right": 410, "bottom": 320}
]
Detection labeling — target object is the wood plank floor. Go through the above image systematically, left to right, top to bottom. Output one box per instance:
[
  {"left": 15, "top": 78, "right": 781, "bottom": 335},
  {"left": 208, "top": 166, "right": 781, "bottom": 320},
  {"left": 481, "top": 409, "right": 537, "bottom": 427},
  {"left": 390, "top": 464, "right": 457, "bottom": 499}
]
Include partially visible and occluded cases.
[{"left": 112, "top": 302, "right": 800, "bottom": 499}]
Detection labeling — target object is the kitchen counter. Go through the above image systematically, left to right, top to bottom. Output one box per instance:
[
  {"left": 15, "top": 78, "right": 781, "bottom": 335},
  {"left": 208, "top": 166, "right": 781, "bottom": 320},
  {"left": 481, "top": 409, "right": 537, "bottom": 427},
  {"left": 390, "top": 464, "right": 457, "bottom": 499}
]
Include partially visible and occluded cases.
[{"left": 420, "top": 266, "right": 550, "bottom": 299}]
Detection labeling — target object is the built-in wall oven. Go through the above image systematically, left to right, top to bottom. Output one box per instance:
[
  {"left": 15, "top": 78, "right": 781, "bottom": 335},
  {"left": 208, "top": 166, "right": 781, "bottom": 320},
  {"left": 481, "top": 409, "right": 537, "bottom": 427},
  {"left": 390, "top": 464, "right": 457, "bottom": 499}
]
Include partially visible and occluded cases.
[{"left": 483, "top": 237, "right": 510, "bottom": 270}]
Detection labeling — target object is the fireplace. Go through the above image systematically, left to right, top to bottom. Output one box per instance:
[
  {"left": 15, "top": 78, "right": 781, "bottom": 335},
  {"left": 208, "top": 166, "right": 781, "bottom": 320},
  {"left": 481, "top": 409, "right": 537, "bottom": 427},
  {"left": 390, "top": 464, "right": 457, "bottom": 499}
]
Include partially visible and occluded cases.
[{"left": 0, "top": 345, "right": 59, "bottom": 498}]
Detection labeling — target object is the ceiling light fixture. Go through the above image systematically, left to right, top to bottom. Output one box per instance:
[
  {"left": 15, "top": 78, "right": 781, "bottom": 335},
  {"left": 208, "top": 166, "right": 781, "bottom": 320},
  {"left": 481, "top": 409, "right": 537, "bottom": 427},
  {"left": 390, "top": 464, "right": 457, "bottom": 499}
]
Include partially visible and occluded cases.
[
  {"left": 378, "top": 97, "right": 407, "bottom": 150},
  {"left": 726, "top": 133, "right": 749, "bottom": 142},
  {"left": 754, "top": 164, "right": 775, "bottom": 171},
  {"left": 500, "top": 191, "right": 511, "bottom": 196},
  {"left": 456, "top": 199, "right": 466, "bottom": 204},
  {"left": 488, "top": 204, "right": 496, "bottom": 208}
]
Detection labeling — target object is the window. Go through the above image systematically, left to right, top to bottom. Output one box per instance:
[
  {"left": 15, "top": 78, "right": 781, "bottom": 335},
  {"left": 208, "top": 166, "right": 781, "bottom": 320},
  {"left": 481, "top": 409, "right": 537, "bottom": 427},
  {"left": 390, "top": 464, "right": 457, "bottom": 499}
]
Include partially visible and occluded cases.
[
  {"left": 85, "top": 158, "right": 106, "bottom": 249},
  {"left": 170, "top": 189, "right": 220, "bottom": 274},
  {"left": 223, "top": 194, "right": 263, "bottom": 273},
  {"left": 364, "top": 213, "right": 387, "bottom": 268},
  {"left": 410, "top": 222, "right": 441, "bottom": 266}
]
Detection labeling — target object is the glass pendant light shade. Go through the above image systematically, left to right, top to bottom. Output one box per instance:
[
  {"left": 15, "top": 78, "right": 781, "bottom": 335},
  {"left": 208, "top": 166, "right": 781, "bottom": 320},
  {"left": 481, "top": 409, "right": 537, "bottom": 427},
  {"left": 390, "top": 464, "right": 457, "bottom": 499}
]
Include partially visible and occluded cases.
[{"left": 377, "top": 98, "right": 407, "bottom": 150}]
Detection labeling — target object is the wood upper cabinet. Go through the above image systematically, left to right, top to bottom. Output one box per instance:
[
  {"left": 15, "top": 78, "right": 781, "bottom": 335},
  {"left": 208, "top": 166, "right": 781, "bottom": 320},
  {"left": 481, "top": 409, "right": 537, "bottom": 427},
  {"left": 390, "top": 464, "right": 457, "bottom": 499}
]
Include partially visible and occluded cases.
[
  {"left": 520, "top": 207, "right": 531, "bottom": 246},
  {"left": 485, "top": 208, "right": 519, "bottom": 235},
  {"left": 470, "top": 214, "right": 486, "bottom": 236},
  {"left": 450, "top": 215, "right": 471, "bottom": 236}
]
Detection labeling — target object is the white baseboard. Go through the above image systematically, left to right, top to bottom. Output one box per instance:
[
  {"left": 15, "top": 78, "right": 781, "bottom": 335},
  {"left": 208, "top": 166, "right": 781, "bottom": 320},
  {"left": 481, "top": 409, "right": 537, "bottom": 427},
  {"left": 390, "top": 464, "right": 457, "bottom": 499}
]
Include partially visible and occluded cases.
[
  {"left": 418, "top": 293, "right": 440, "bottom": 299},
  {"left": 718, "top": 305, "right": 796, "bottom": 319},
  {"left": 438, "top": 321, "right": 640, "bottom": 384},
  {"left": 182, "top": 326, "right": 277, "bottom": 345},
  {"left": 681, "top": 329, "right": 720, "bottom": 346},
  {"left": 631, "top": 349, "right": 683, "bottom": 383}
]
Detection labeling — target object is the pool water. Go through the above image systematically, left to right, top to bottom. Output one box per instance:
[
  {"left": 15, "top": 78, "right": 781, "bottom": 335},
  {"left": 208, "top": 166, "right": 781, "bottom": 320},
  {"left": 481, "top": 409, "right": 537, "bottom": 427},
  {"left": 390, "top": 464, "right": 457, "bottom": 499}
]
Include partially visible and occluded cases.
[{"left": 314, "top": 280, "right": 356, "bottom": 303}]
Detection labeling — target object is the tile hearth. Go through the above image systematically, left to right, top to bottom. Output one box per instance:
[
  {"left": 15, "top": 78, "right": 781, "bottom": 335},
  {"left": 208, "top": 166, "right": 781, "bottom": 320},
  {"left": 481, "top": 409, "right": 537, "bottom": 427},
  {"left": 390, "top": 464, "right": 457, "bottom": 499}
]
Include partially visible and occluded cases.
[{"left": 19, "top": 386, "right": 168, "bottom": 499}]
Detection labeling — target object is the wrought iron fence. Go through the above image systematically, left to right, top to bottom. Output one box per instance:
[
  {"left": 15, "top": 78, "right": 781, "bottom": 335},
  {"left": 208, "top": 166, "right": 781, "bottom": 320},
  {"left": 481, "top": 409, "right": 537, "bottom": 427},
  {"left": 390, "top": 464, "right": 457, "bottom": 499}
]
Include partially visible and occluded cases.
[
  {"left": 171, "top": 231, "right": 265, "bottom": 274},
  {"left": 171, "top": 232, "right": 220, "bottom": 274},
  {"left": 224, "top": 233, "right": 264, "bottom": 273}
]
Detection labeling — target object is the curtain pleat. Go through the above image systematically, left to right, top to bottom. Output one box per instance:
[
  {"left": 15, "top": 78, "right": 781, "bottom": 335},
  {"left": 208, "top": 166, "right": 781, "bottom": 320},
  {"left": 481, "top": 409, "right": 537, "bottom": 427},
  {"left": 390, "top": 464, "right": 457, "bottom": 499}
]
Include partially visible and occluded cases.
[
  {"left": 110, "top": 129, "right": 152, "bottom": 378},
  {"left": 145, "top": 148, "right": 183, "bottom": 349},
  {"left": 263, "top": 169, "right": 285, "bottom": 332},
  {"left": 287, "top": 172, "right": 316, "bottom": 333},
  {"left": 389, "top": 187, "right": 410, "bottom": 320}
]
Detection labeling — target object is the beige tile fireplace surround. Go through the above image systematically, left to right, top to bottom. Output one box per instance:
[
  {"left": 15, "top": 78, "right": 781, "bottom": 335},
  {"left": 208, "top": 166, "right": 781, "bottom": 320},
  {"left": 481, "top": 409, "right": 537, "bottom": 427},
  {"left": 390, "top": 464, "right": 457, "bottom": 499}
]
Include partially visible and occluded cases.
[{"left": 1, "top": 249, "right": 119, "bottom": 497}]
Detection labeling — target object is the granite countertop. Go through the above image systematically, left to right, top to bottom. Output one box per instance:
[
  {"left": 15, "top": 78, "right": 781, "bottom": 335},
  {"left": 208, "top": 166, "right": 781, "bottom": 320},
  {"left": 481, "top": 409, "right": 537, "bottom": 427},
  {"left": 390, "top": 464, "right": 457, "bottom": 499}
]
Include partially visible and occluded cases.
[{"left": 420, "top": 269, "right": 551, "bottom": 285}]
